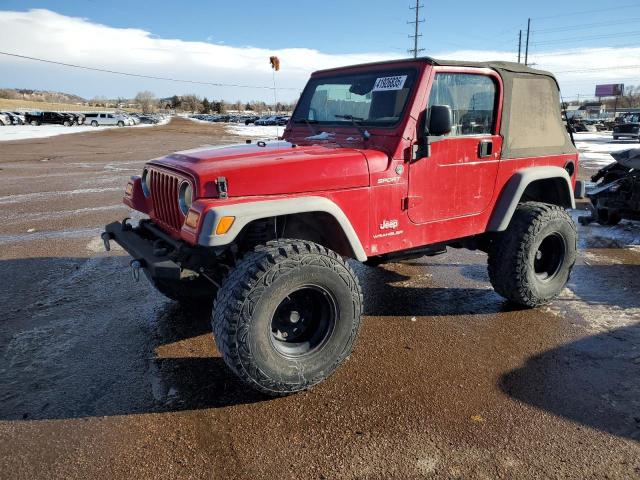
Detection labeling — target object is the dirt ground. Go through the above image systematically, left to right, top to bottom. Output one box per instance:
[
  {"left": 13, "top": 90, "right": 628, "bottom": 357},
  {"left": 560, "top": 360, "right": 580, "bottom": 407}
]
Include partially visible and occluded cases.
[{"left": 0, "top": 118, "right": 639, "bottom": 479}]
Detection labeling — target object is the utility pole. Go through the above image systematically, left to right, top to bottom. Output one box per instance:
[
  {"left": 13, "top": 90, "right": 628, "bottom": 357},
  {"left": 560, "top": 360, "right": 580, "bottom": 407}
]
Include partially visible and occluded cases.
[
  {"left": 408, "top": 0, "right": 425, "bottom": 58},
  {"left": 524, "top": 18, "right": 531, "bottom": 66},
  {"left": 518, "top": 30, "right": 522, "bottom": 63}
]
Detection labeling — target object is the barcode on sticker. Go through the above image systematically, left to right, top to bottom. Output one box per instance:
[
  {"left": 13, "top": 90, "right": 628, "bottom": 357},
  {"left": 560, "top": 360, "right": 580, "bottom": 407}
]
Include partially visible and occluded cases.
[{"left": 373, "top": 75, "right": 407, "bottom": 91}]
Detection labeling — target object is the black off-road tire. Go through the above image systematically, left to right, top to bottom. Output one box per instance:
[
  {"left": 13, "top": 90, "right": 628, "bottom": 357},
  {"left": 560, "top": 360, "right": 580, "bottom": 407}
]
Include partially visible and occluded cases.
[
  {"left": 488, "top": 202, "right": 576, "bottom": 307},
  {"left": 212, "top": 239, "right": 363, "bottom": 396},
  {"left": 144, "top": 272, "right": 218, "bottom": 305}
]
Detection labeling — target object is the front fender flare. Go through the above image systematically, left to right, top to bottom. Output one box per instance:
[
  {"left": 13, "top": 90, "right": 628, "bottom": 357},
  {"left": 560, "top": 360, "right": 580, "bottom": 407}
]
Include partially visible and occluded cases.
[
  {"left": 487, "top": 166, "right": 576, "bottom": 232},
  {"left": 198, "top": 196, "right": 368, "bottom": 261}
]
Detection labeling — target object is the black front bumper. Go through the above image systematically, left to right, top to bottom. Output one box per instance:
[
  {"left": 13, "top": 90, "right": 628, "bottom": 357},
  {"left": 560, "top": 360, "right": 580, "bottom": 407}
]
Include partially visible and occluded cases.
[{"left": 103, "top": 219, "right": 181, "bottom": 280}]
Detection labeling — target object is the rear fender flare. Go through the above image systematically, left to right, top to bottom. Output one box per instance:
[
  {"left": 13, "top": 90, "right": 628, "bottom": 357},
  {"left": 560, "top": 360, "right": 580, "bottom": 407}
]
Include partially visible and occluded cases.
[
  {"left": 487, "top": 166, "right": 576, "bottom": 232},
  {"left": 198, "top": 196, "right": 368, "bottom": 261}
]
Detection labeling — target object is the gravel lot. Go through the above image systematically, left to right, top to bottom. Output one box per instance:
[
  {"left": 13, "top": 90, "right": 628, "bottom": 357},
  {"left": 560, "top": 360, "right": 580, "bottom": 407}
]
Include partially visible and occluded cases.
[{"left": 0, "top": 118, "right": 638, "bottom": 479}]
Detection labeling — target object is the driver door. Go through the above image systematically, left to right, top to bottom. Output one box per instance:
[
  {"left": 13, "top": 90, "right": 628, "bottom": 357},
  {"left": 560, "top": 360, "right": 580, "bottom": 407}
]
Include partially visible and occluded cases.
[{"left": 408, "top": 70, "right": 502, "bottom": 224}]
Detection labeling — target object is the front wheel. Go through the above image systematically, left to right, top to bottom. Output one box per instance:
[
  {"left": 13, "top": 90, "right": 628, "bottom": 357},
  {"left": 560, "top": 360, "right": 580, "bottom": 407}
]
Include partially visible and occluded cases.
[
  {"left": 91, "top": 121, "right": 98, "bottom": 127},
  {"left": 117, "top": 121, "right": 124, "bottom": 127},
  {"left": 488, "top": 202, "right": 576, "bottom": 307},
  {"left": 212, "top": 239, "right": 363, "bottom": 395}
]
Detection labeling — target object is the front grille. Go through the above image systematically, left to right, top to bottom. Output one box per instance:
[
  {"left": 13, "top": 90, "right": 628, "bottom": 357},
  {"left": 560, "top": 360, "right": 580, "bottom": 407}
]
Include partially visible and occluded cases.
[{"left": 149, "top": 168, "right": 184, "bottom": 232}]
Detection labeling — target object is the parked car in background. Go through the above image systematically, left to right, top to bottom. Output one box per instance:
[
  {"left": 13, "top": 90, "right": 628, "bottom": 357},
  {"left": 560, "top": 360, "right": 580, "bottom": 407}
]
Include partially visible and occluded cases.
[
  {"left": 24, "top": 111, "right": 74, "bottom": 126},
  {"left": 0, "top": 112, "right": 24, "bottom": 125},
  {"left": 0, "top": 112, "right": 11, "bottom": 126},
  {"left": 12, "top": 112, "right": 26, "bottom": 124},
  {"left": 83, "top": 112, "right": 133, "bottom": 127},
  {"left": 66, "top": 113, "right": 85, "bottom": 125},
  {"left": 125, "top": 113, "right": 140, "bottom": 125},
  {"left": 613, "top": 114, "right": 640, "bottom": 141},
  {"left": 137, "top": 115, "right": 160, "bottom": 124},
  {"left": 244, "top": 115, "right": 260, "bottom": 125},
  {"left": 255, "top": 115, "right": 277, "bottom": 125},
  {"left": 276, "top": 115, "right": 290, "bottom": 126}
]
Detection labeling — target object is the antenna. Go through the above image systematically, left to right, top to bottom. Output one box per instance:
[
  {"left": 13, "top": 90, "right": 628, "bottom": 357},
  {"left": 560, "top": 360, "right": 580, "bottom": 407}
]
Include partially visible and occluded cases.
[{"left": 408, "top": 1, "right": 425, "bottom": 58}]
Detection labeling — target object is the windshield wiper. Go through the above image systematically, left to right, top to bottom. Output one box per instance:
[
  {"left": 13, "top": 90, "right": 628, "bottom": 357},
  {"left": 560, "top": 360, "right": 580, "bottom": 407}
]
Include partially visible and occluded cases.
[{"left": 334, "top": 114, "right": 371, "bottom": 141}]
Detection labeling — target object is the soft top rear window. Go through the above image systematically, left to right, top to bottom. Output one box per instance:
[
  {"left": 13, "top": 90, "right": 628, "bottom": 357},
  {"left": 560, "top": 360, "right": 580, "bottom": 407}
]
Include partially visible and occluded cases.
[{"left": 292, "top": 68, "right": 417, "bottom": 128}]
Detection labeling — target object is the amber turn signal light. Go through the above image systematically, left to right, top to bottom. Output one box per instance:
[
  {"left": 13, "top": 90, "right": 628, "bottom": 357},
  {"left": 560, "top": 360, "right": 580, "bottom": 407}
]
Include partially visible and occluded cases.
[
  {"left": 125, "top": 183, "right": 134, "bottom": 196},
  {"left": 185, "top": 210, "right": 200, "bottom": 229},
  {"left": 216, "top": 216, "right": 235, "bottom": 235}
]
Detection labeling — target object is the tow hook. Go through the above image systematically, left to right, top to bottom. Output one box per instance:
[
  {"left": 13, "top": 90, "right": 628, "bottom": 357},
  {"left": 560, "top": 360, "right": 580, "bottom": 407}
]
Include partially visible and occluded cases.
[
  {"left": 101, "top": 232, "right": 112, "bottom": 252},
  {"left": 130, "top": 260, "right": 141, "bottom": 282}
]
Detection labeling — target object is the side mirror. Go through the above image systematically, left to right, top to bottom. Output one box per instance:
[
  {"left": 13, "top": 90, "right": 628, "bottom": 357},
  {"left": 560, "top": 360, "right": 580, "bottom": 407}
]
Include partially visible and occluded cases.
[
  {"left": 412, "top": 105, "right": 453, "bottom": 162},
  {"left": 428, "top": 105, "right": 452, "bottom": 136}
]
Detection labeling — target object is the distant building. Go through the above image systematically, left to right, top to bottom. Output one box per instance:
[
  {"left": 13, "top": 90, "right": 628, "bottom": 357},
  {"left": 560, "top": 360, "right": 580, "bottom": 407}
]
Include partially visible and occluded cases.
[{"left": 566, "top": 102, "right": 604, "bottom": 119}]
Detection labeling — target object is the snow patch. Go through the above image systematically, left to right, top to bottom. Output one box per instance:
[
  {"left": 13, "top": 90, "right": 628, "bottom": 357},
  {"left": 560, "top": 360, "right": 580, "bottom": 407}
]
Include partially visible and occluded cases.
[
  {"left": 0, "top": 118, "right": 170, "bottom": 142},
  {"left": 225, "top": 124, "right": 280, "bottom": 138},
  {"left": 305, "top": 131, "right": 335, "bottom": 141},
  {"left": 574, "top": 132, "right": 639, "bottom": 169}
]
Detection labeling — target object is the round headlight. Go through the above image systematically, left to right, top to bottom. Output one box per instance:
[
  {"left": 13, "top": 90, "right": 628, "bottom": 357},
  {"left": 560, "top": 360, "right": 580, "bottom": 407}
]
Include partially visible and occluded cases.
[
  {"left": 141, "top": 168, "right": 151, "bottom": 197},
  {"left": 178, "top": 181, "right": 193, "bottom": 215}
]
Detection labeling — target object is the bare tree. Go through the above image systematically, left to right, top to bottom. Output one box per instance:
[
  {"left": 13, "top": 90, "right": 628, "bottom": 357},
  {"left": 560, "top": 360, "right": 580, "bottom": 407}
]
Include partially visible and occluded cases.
[
  {"left": 135, "top": 91, "right": 157, "bottom": 113},
  {"left": 181, "top": 94, "right": 202, "bottom": 113}
]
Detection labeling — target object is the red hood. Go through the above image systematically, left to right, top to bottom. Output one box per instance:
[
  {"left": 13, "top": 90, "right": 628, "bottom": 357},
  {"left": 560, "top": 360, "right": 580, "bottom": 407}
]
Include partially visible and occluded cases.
[{"left": 149, "top": 141, "right": 374, "bottom": 198}]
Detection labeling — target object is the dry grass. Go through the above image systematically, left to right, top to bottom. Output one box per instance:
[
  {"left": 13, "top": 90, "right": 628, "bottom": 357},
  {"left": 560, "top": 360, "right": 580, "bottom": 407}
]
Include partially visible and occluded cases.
[{"left": 0, "top": 98, "right": 136, "bottom": 112}]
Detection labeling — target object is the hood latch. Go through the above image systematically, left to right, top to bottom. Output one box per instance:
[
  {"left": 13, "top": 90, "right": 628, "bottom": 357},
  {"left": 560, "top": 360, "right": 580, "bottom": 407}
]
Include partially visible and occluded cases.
[{"left": 216, "top": 176, "right": 228, "bottom": 199}]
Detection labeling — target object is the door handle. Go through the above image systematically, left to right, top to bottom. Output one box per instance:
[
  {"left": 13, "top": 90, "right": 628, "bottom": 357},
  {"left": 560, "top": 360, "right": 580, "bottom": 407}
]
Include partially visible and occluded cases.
[{"left": 478, "top": 140, "right": 493, "bottom": 158}]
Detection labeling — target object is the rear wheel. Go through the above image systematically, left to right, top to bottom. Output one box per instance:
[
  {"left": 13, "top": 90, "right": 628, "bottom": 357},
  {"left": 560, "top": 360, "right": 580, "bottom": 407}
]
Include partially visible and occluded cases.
[
  {"left": 30, "top": 120, "right": 39, "bottom": 126},
  {"left": 63, "top": 120, "right": 71, "bottom": 127},
  {"left": 91, "top": 120, "right": 98, "bottom": 127},
  {"left": 117, "top": 121, "right": 124, "bottom": 127},
  {"left": 488, "top": 202, "right": 576, "bottom": 307},
  {"left": 212, "top": 239, "right": 363, "bottom": 395}
]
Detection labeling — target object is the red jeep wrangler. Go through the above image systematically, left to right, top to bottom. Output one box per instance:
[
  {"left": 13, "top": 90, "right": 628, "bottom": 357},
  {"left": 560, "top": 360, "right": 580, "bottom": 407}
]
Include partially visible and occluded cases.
[{"left": 104, "top": 58, "right": 583, "bottom": 395}]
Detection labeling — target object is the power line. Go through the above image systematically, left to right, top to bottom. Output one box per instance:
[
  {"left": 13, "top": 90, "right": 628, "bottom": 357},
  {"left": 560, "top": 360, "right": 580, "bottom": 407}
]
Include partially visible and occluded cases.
[
  {"left": 407, "top": 1, "right": 425, "bottom": 58},
  {"left": 532, "top": 2, "right": 640, "bottom": 20},
  {"left": 533, "top": 17, "right": 640, "bottom": 34},
  {"left": 531, "top": 30, "right": 640, "bottom": 46},
  {"left": 530, "top": 43, "right": 640, "bottom": 58},
  {"left": 0, "top": 50, "right": 300, "bottom": 91},
  {"left": 554, "top": 64, "right": 640, "bottom": 73}
]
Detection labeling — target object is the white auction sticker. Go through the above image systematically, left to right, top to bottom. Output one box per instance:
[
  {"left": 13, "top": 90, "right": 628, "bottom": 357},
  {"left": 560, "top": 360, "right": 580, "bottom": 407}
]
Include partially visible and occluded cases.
[{"left": 373, "top": 75, "right": 407, "bottom": 91}]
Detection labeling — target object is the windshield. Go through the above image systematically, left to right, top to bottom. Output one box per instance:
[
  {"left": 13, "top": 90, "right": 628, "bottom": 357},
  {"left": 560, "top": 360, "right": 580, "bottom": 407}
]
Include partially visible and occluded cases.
[{"left": 292, "top": 68, "right": 417, "bottom": 127}]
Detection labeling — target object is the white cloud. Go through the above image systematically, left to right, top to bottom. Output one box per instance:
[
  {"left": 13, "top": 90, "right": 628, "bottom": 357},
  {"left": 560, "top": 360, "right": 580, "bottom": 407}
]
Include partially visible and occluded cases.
[{"left": 1, "top": 9, "right": 639, "bottom": 102}]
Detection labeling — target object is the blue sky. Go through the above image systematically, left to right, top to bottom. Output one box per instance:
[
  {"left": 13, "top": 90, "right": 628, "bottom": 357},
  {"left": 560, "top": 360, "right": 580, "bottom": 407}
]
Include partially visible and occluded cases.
[
  {"left": 5, "top": 0, "right": 640, "bottom": 54},
  {"left": 1, "top": 1, "right": 640, "bottom": 101}
]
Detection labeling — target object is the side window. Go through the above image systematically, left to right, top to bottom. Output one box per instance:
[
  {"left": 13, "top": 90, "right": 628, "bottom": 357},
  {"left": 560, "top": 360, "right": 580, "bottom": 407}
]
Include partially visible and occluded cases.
[
  {"left": 428, "top": 73, "right": 497, "bottom": 136},
  {"left": 108, "top": 114, "right": 114, "bottom": 119}
]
